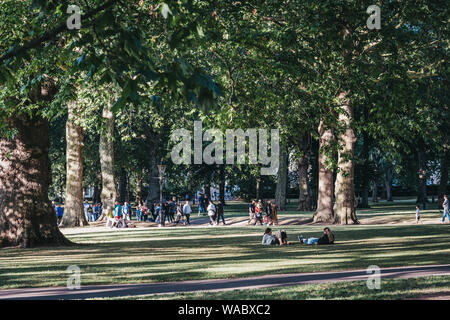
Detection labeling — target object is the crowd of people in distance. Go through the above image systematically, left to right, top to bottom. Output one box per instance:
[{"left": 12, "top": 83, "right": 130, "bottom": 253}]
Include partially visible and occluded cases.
[
  {"left": 52, "top": 193, "right": 450, "bottom": 230},
  {"left": 134, "top": 197, "right": 194, "bottom": 226},
  {"left": 248, "top": 199, "right": 278, "bottom": 226},
  {"left": 262, "top": 227, "right": 335, "bottom": 246}
]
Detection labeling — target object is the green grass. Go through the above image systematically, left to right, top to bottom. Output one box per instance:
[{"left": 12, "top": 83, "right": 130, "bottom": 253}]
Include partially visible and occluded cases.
[
  {"left": 0, "top": 199, "right": 449, "bottom": 292},
  {"left": 95, "top": 275, "right": 450, "bottom": 300}
]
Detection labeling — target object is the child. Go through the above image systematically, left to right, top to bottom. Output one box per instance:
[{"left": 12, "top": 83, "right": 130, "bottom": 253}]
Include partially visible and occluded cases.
[{"left": 415, "top": 205, "right": 421, "bottom": 224}]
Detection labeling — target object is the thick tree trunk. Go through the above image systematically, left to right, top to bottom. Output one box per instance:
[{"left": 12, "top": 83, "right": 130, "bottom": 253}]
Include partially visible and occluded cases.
[
  {"left": 334, "top": 93, "right": 358, "bottom": 224},
  {"left": 60, "top": 101, "right": 88, "bottom": 227},
  {"left": 99, "top": 105, "right": 117, "bottom": 219},
  {"left": 0, "top": 113, "right": 71, "bottom": 247},
  {"left": 313, "top": 119, "right": 335, "bottom": 222},
  {"left": 297, "top": 135, "right": 312, "bottom": 211},
  {"left": 275, "top": 146, "right": 287, "bottom": 211},
  {"left": 437, "top": 146, "right": 449, "bottom": 209}
]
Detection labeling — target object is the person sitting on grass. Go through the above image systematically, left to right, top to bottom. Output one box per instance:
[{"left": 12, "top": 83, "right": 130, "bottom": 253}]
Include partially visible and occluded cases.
[
  {"left": 299, "top": 227, "right": 335, "bottom": 245},
  {"left": 261, "top": 228, "right": 291, "bottom": 245}
]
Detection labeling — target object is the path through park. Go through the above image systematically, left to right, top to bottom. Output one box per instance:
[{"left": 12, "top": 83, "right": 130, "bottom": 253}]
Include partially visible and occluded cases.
[{"left": 1, "top": 264, "right": 449, "bottom": 300}]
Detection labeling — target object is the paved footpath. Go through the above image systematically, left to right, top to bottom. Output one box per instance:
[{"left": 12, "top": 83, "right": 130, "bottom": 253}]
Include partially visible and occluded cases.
[{"left": 1, "top": 264, "right": 449, "bottom": 300}]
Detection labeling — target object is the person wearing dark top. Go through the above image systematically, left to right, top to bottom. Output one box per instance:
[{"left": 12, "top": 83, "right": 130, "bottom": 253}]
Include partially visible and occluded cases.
[
  {"left": 215, "top": 200, "right": 226, "bottom": 225},
  {"left": 265, "top": 200, "right": 273, "bottom": 225},
  {"left": 318, "top": 227, "right": 335, "bottom": 244}
]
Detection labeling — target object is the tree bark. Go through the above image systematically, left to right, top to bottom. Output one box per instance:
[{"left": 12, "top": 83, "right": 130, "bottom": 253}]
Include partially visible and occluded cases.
[
  {"left": 334, "top": 93, "right": 358, "bottom": 224},
  {"left": 60, "top": 101, "right": 89, "bottom": 227},
  {"left": 99, "top": 104, "right": 117, "bottom": 219},
  {"left": 0, "top": 113, "right": 70, "bottom": 247},
  {"left": 313, "top": 119, "right": 335, "bottom": 222},
  {"left": 360, "top": 131, "right": 370, "bottom": 208},
  {"left": 297, "top": 135, "right": 312, "bottom": 211},
  {"left": 416, "top": 142, "right": 428, "bottom": 206},
  {"left": 437, "top": 145, "right": 449, "bottom": 209},
  {"left": 275, "top": 146, "right": 287, "bottom": 211},
  {"left": 146, "top": 150, "right": 160, "bottom": 204},
  {"left": 219, "top": 165, "right": 226, "bottom": 205},
  {"left": 384, "top": 165, "right": 393, "bottom": 202},
  {"left": 118, "top": 166, "right": 128, "bottom": 203},
  {"left": 136, "top": 173, "right": 144, "bottom": 206},
  {"left": 372, "top": 181, "right": 378, "bottom": 202}
]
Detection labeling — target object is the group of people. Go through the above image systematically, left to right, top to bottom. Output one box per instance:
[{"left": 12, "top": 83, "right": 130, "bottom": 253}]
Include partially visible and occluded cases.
[
  {"left": 130, "top": 197, "right": 194, "bottom": 227},
  {"left": 248, "top": 199, "right": 278, "bottom": 226},
  {"left": 84, "top": 201, "right": 103, "bottom": 222},
  {"left": 262, "top": 227, "right": 335, "bottom": 246}
]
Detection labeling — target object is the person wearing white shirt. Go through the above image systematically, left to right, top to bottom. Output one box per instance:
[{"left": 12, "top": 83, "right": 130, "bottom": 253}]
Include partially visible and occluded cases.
[
  {"left": 207, "top": 200, "right": 217, "bottom": 226},
  {"left": 182, "top": 201, "right": 192, "bottom": 225}
]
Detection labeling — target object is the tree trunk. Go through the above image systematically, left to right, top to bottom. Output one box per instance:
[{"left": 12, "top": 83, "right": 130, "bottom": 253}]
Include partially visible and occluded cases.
[
  {"left": 334, "top": 93, "right": 358, "bottom": 224},
  {"left": 60, "top": 101, "right": 88, "bottom": 227},
  {"left": 99, "top": 104, "right": 117, "bottom": 219},
  {"left": 0, "top": 113, "right": 70, "bottom": 247},
  {"left": 313, "top": 119, "right": 335, "bottom": 222},
  {"left": 360, "top": 131, "right": 370, "bottom": 208},
  {"left": 297, "top": 135, "right": 312, "bottom": 211},
  {"left": 416, "top": 142, "right": 427, "bottom": 206},
  {"left": 438, "top": 145, "right": 449, "bottom": 209},
  {"left": 275, "top": 146, "right": 287, "bottom": 211},
  {"left": 146, "top": 151, "right": 160, "bottom": 204},
  {"left": 219, "top": 165, "right": 226, "bottom": 205},
  {"left": 384, "top": 165, "right": 393, "bottom": 202},
  {"left": 118, "top": 166, "right": 127, "bottom": 203},
  {"left": 136, "top": 173, "right": 144, "bottom": 206},
  {"left": 255, "top": 173, "right": 261, "bottom": 200},
  {"left": 372, "top": 181, "right": 378, "bottom": 202},
  {"left": 93, "top": 182, "right": 101, "bottom": 204}
]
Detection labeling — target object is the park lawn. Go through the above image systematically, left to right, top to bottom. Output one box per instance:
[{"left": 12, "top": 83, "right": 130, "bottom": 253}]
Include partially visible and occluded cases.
[
  {"left": 0, "top": 218, "right": 449, "bottom": 289},
  {"left": 94, "top": 275, "right": 450, "bottom": 300}
]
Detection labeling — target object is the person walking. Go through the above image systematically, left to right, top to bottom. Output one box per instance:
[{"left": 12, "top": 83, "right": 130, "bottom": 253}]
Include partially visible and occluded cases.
[
  {"left": 198, "top": 193, "right": 204, "bottom": 216},
  {"left": 442, "top": 195, "right": 450, "bottom": 223},
  {"left": 253, "top": 199, "right": 264, "bottom": 226},
  {"left": 183, "top": 200, "right": 192, "bottom": 225},
  {"left": 207, "top": 200, "right": 217, "bottom": 226},
  {"left": 215, "top": 200, "right": 226, "bottom": 225},
  {"left": 248, "top": 200, "right": 256, "bottom": 225},
  {"left": 264, "top": 200, "right": 273, "bottom": 226},
  {"left": 122, "top": 201, "right": 131, "bottom": 221},
  {"left": 56, "top": 204, "right": 64, "bottom": 225},
  {"left": 415, "top": 205, "right": 421, "bottom": 224}
]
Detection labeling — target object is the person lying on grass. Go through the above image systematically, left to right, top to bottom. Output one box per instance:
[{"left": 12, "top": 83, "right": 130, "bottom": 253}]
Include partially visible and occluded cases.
[
  {"left": 298, "top": 227, "right": 335, "bottom": 245},
  {"left": 262, "top": 228, "right": 292, "bottom": 245}
]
